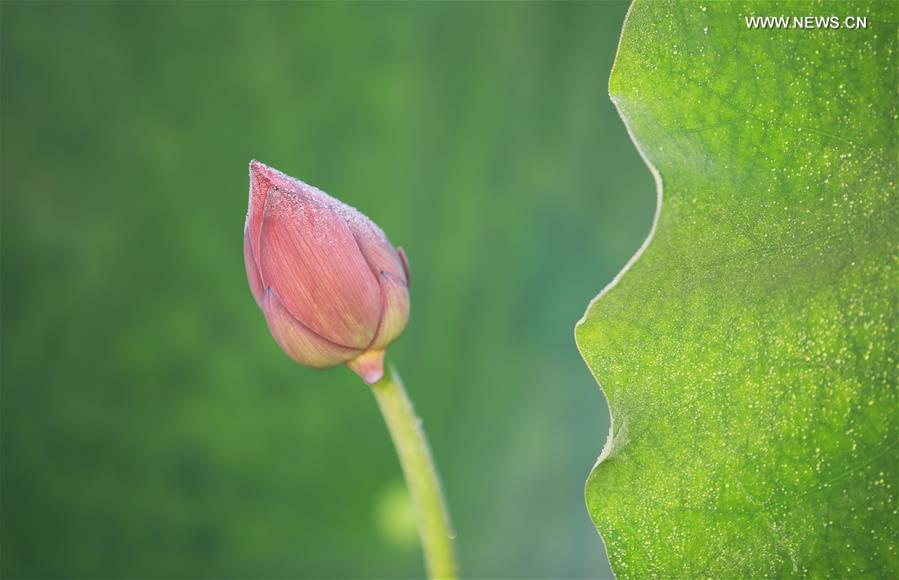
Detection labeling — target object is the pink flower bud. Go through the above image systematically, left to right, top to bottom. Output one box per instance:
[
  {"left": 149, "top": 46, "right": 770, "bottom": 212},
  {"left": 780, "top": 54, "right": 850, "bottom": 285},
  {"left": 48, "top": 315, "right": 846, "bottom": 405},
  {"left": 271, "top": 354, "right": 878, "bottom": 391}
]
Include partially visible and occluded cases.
[{"left": 244, "top": 161, "right": 410, "bottom": 384}]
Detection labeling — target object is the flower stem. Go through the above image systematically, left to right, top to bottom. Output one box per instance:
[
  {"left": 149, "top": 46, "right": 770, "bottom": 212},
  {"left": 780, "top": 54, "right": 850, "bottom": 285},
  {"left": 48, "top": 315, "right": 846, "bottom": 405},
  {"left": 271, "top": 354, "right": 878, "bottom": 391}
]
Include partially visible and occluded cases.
[{"left": 370, "top": 364, "right": 458, "bottom": 579}]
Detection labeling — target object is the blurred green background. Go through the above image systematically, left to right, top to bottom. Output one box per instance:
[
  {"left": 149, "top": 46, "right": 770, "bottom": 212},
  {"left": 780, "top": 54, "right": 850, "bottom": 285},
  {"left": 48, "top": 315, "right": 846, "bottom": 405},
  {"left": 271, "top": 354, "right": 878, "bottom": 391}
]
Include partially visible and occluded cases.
[{"left": 1, "top": 1, "right": 652, "bottom": 578}]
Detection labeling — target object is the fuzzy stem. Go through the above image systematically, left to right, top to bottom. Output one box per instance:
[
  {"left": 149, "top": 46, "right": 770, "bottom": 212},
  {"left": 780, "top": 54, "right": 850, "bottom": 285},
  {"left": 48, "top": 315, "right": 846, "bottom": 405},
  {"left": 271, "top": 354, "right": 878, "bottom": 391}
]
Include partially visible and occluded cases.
[{"left": 370, "top": 364, "right": 458, "bottom": 579}]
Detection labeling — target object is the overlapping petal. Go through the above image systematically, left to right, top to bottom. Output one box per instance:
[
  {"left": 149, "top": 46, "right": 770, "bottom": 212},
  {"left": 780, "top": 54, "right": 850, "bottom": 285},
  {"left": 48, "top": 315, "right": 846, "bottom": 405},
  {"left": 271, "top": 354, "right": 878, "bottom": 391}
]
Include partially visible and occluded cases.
[
  {"left": 247, "top": 161, "right": 278, "bottom": 264},
  {"left": 248, "top": 161, "right": 332, "bottom": 261},
  {"left": 258, "top": 188, "right": 381, "bottom": 349},
  {"left": 341, "top": 211, "right": 408, "bottom": 284},
  {"left": 243, "top": 228, "right": 264, "bottom": 307},
  {"left": 397, "top": 247, "right": 410, "bottom": 286},
  {"left": 369, "top": 272, "right": 410, "bottom": 351},
  {"left": 263, "top": 289, "right": 360, "bottom": 367}
]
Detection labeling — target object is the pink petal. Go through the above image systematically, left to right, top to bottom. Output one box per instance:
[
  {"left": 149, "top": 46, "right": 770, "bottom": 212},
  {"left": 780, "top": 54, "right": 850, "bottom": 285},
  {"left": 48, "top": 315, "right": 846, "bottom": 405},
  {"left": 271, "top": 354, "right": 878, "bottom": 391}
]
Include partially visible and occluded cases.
[
  {"left": 247, "top": 160, "right": 332, "bottom": 264},
  {"left": 247, "top": 161, "right": 275, "bottom": 263},
  {"left": 259, "top": 188, "right": 381, "bottom": 349},
  {"left": 343, "top": 211, "right": 407, "bottom": 283},
  {"left": 243, "top": 228, "right": 264, "bottom": 308},
  {"left": 397, "top": 247, "right": 410, "bottom": 287},
  {"left": 369, "top": 272, "right": 410, "bottom": 350},
  {"left": 263, "top": 289, "right": 361, "bottom": 368}
]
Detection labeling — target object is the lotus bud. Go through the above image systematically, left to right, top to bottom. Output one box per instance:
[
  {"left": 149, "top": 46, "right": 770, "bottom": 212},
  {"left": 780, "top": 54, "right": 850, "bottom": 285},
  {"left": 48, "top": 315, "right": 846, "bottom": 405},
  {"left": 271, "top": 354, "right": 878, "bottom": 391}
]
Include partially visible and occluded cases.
[{"left": 244, "top": 161, "right": 410, "bottom": 384}]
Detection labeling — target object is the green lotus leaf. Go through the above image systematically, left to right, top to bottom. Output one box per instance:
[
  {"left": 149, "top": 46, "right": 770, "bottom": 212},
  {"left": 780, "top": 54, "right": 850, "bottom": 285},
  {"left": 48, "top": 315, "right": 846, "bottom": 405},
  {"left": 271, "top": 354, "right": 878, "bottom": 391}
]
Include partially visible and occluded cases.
[{"left": 577, "top": 1, "right": 897, "bottom": 576}]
